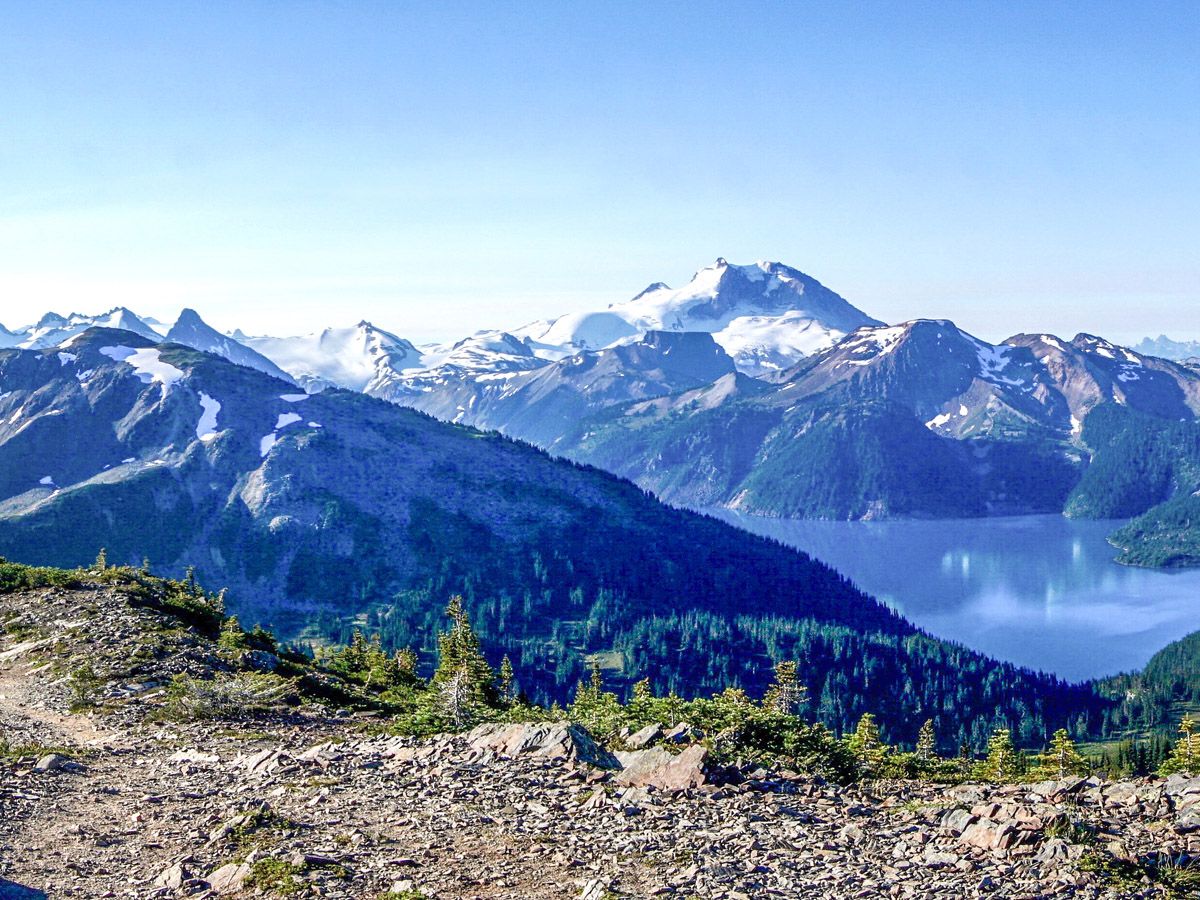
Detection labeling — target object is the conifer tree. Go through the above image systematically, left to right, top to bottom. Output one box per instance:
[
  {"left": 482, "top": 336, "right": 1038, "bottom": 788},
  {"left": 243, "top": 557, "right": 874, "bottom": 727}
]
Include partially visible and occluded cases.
[
  {"left": 94, "top": 548, "right": 107, "bottom": 570},
  {"left": 431, "top": 596, "right": 496, "bottom": 726},
  {"left": 394, "top": 647, "right": 419, "bottom": 680},
  {"left": 498, "top": 655, "right": 515, "bottom": 705},
  {"left": 567, "top": 658, "right": 622, "bottom": 736},
  {"left": 764, "top": 660, "right": 806, "bottom": 716},
  {"left": 847, "top": 713, "right": 886, "bottom": 775},
  {"left": 1159, "top": 715, "right": 1197, "bottom": 775},
  {"left": 915, "top": 719, "right": 938, "bottom": 764},
  {"left": 975, "top": 728, "right": 1021, "bottom": 782},
  {"left": 1035, "top": 728, "right": 1089, "bottom": 780}
]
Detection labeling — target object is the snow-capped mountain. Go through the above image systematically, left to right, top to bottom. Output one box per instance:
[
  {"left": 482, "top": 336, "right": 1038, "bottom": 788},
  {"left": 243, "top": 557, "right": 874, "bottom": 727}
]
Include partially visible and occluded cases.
[
  {"left": 512, "top": 259, "right": 883, "bottom": 376},
  {"left": 6, "top": 308, "right": 161, "bottom": 350},
  {"left": 165, "top": 308, "right": 295, "bottom": 383},
  {"left": 769, "top": 319, "right": 1065, "bottom": 440},
  {"left": 238, "top": 321, "right": 424, "bottom": 393},
  {"left": 0, "top": 323, "right": 20, "bottom": 349},
  {"left": 0, "top": 324, "right": 908, "bottom": 703},
  {"left": 369, "top": 330, "right": 547, "bottom": 402},
  {"left": 393, "top": 331, "right": 737, "bottom": 445},
  {"left": 1005, "top": 333, "right": 1200, "bottom": 425}
]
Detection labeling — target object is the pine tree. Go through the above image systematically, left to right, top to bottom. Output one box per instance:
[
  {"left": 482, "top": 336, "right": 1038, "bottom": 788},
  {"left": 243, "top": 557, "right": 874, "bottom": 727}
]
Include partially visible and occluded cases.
[
  {"left": 94, "top": 548, "right": 107, "bottom": 570},
  {"left": 431, "top": 596, "right": 496, "bottom": 727},
  {"left": 394, "top": 647, "right": 419, "bottom": 679},
  {"left": 498, "top": 655, "right": 515, "bottom": 705},
  {"left": 567, "top": 658, "right": 623, "bottom": 736},
  {"left": 764, "top": 660, "right": 806, "bottom": 716},
  {"left": 847, "top": 713, "right": 886, "bottom": 775},
  {"left": 1159, "top": 715, "right": 1197, "bottom": 776},
  {"left": 916, "top": 719, "right": 938, "bottom": 764},
  {"left": 975, "top": 728, "right": 1021, "bottom": 782},
  {"left": 1035, "top": 728, "right": 1089, "bottom": 780}
]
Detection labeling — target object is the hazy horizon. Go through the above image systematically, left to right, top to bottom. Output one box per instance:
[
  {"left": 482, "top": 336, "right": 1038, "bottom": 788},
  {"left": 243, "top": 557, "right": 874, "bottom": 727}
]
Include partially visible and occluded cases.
[{"left": 2, "top": 2, "right": 1196, "bottom": 345}]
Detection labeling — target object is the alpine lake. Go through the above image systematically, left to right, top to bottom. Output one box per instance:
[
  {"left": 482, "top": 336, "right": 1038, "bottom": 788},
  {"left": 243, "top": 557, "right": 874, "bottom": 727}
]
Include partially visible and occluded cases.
[{"left": 711, "top": 511, "right": 1200, "bottom": 682}]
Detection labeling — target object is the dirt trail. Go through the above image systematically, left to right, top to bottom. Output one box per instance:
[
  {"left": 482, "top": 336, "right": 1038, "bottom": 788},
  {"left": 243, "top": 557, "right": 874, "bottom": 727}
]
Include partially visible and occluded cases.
[{"left": 0, "top": 655, "right": 124, "bottom": 751}]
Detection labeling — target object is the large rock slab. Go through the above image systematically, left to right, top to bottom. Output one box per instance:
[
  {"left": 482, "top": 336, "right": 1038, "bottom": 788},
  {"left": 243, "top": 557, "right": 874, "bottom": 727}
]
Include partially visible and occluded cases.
[
  {"left": 465, "top": 722, "right": 618, "bottom": 769},
  {"left": 614, "top": 744, "right": 709, "bottom": 791}
]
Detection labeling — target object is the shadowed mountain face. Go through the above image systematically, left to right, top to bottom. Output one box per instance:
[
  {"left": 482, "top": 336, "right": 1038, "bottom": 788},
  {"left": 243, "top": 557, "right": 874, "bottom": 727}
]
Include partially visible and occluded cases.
[{"left": 523, "top": 323, "right": 1200, "bottom": 522}]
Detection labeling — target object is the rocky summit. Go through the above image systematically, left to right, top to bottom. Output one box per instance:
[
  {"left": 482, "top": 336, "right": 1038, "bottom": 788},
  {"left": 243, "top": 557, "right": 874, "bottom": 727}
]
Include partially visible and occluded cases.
[{"left": 2, "top": 577, "right": 1199, "bottom": 899}]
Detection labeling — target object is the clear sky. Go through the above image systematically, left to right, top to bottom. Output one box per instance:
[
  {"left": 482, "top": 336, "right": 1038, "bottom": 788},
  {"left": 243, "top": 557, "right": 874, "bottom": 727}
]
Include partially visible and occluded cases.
[{"left": 1, "top": 1, "right": 1197, "bottom": 344}]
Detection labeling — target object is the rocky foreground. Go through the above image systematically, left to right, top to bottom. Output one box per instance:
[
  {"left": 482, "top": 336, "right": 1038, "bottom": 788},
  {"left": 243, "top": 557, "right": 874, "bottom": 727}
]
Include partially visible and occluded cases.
[{"left": 2, "top": 582, "right": 1199, "bottom": 899}]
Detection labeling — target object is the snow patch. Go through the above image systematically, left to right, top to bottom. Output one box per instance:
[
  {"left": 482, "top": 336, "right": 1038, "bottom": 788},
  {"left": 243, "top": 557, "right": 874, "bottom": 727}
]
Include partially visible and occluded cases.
[
  {"left": 99, "top": 346, "right": 184, "bottom": 387},
  {"left": 57, "top": 352, "right": 77, "bottom": 366},
  {"left": 196, "top": 393, "right": 221, "bottom": 441},
  {"left": 279, "top": 393, "right": 309, "bottom": 402},
  {"left": 274, "top": 412, "right": 302, "bottom": 430},
  {"left": 259, "top": 433, "right": 277, "bottom": 457},
  {"left": 38, "top": 475, "right": 53, "bottom": 486}
]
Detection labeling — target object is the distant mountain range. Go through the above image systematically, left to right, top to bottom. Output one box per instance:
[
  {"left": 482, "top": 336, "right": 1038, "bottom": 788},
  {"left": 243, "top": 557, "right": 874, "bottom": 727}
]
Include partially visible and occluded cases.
[
  {"left": 4, "top": 259, "right": 1199, "bottom": 568},
  {"left": 1133, "top": 335, "right": 1200, "bottom": 362}
]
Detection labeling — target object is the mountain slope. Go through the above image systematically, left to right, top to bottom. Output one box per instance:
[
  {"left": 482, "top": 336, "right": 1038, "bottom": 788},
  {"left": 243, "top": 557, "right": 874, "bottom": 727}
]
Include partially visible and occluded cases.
[
  {"left": 519, "top": 323, "right": 1200, "bottom": 526},
  {"left": 0, "top": 327, "right": 1113, "bottom": 739},
  {"left": 0, "top": 327, "right": 900, "bottom": 696}
]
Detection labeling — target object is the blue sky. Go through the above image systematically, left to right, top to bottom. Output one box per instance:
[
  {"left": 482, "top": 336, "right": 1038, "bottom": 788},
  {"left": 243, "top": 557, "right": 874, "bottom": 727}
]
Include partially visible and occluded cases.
[{"left": 1, "top": 1, "right": 1196, "bottom": 343}]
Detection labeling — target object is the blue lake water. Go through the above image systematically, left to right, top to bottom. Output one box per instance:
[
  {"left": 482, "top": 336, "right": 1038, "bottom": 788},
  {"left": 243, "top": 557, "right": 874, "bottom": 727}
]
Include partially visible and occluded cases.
[{"left": 711, "top": 512, "right": 1200, "bottom": 682}]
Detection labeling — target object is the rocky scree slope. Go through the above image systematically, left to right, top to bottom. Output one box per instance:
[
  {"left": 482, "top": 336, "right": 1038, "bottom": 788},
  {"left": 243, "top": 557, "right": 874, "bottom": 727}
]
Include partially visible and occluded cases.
[{"left": 3, "top": 576, "right": 1199, "bottom": 900}]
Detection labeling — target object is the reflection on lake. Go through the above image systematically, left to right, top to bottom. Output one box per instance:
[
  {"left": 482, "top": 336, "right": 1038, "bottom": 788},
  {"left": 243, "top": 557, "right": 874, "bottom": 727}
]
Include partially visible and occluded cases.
[{"left": 711, "top": 512, "right": 1200, "bottom": 681}]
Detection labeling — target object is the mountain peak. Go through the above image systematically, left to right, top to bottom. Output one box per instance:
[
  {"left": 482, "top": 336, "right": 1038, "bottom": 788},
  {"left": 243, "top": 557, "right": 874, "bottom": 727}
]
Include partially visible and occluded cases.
[
  {"left": 164, "top": 309, "right": 295, "bottom": 383},
  {"left": 35, "top": 312, "right": 68, "bottom": 329}
]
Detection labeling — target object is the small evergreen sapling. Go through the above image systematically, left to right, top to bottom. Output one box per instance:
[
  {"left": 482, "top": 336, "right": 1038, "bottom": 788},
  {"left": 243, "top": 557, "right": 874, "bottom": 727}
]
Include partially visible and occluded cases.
[
  {"left": 847, "top": 712, "right": 886, "bottom": 776},
  {"left": 1159, "top": 715, "right": 1197, "bottom": 776},
  {"left": 915, "top": 719, "right": 938, "bottom": 764},
  {"left": 975, "top": 728, "right": 1022, "bottom": 782},
  {"left": 1035, "top": 728, "right": 1089, "bottom": 780}
]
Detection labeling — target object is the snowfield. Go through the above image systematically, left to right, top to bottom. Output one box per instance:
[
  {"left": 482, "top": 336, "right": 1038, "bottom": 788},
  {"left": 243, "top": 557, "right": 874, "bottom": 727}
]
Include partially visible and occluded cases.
[{"left": 99, "top": 346, "right": 185, "bottom": 388}]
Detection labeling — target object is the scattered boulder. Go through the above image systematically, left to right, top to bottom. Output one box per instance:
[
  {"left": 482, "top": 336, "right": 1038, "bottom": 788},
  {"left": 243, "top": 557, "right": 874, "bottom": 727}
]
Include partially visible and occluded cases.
[
  {"left": 465, "top": 722, "right": 619, "bottom": 769},
  {"left": 664, "top": 722, "right": 701, "bottom": 744},
  {"left": 624, "top": 723, "right": 663, "bottom": 750},
  {"left": 614, "top": 744, "right": 708, "bottom": 792},
  {"left": 33, "top": 753, "right": 77, "bottom": 773},
  {"left": 155, "top": 861, "right": 191, "bottom": 890},
  {"left": 207, "top": 862, "right": 251, "bottom": 894}
]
